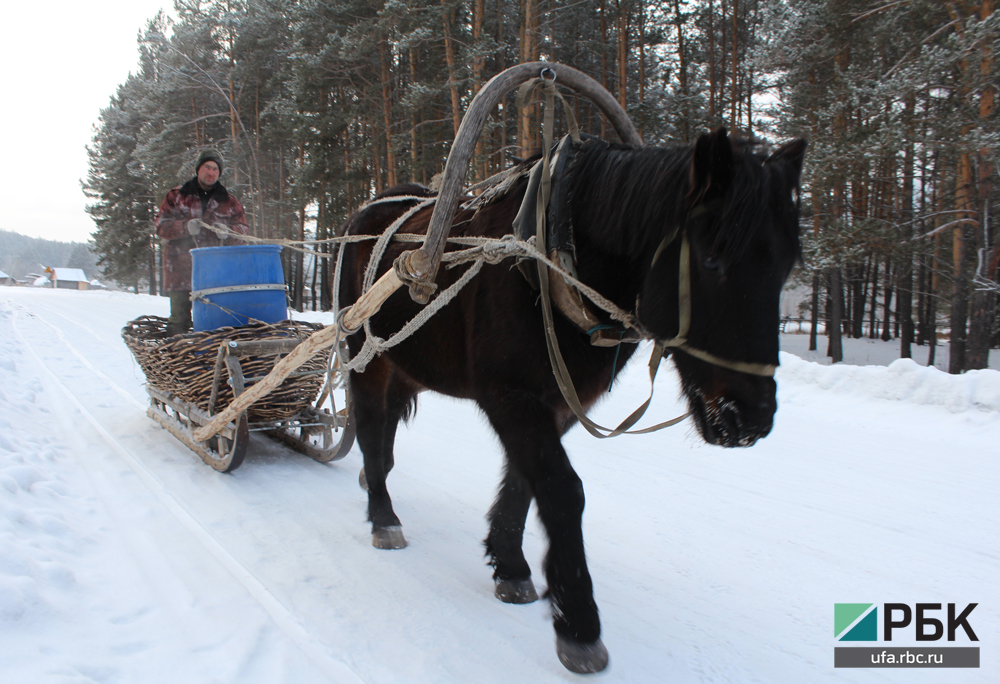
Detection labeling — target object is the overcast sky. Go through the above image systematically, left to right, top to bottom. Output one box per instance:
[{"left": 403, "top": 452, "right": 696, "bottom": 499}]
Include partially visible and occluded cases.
[{"left": 1, "top": 1, "right": 174, "bottom": 244}]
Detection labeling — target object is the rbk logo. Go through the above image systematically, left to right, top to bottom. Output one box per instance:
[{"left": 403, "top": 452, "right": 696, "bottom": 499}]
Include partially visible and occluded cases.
[
  {"left": 835, "top": 603, "right": 979, "bottom": 642},
  {"left": 836, "top": 603, "right": 877, "bottom": 641}
]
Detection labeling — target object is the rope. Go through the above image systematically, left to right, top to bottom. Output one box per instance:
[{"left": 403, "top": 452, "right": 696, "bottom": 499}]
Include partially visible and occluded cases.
[{"left": 321, "top": 190, "right": 649, "bottom": 375}]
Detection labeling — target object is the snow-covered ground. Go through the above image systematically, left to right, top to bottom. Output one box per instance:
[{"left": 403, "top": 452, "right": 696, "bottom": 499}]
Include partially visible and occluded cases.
[{"left": 1, "top": 287, "right": 997, "bottom": 684}]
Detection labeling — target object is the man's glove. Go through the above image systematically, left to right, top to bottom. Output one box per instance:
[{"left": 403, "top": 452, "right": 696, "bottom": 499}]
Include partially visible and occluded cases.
[{"left": 186, "top": 219, "right": 203, "bottom": 236}]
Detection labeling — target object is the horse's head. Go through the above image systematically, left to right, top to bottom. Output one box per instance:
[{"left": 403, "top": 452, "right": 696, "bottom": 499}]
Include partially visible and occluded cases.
[{"left": 640, "top": 128, "right": 807, "bottom": 447}]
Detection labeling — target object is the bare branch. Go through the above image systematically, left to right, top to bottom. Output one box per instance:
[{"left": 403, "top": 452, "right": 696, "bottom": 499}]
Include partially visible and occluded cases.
[{"left": 912, "top": 218, "right": 981, "bottom": 241}]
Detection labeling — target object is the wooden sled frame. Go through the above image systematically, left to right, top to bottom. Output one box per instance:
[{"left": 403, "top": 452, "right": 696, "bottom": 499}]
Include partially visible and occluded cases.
[{"left": 148, "top": 335, "right": 356, "bottom": 472}]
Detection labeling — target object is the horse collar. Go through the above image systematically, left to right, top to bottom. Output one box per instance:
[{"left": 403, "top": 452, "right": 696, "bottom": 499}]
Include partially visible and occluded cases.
[{"left": 512, "top": 135, "right": 634, "bottom": 346}]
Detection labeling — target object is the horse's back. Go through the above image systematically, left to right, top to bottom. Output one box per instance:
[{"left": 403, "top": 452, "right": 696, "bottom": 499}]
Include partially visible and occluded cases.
[{"left": 340, "top": 179, "right": 538, "bottom": 400}]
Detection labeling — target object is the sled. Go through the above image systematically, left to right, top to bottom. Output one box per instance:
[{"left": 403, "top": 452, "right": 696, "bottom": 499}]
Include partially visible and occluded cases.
[{"left": 123, "top": 317, "right": 355, "bottom": 472}]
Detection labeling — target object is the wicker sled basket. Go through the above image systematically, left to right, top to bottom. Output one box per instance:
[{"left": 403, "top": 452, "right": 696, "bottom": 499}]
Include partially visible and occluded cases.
[{"left": 122, "top": 316, "right": 331, "bottom": 423}]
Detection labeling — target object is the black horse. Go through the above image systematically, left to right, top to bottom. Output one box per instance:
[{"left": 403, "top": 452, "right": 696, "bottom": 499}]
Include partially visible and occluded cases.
[{"left": 339, "top": 128, "right": 806, "bottom": 673}]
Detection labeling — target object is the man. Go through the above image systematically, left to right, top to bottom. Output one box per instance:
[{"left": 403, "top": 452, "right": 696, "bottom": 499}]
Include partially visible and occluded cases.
[{"left": 154, "top": 149, "right": 249, "bottom": 335}]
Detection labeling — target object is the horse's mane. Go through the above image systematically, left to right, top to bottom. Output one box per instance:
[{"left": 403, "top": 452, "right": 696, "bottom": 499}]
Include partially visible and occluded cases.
[
  {"left": 566, "top": 138, "right": 798, "bottom": 265},
  {"left": 566, "top": 140, "right": 692, "bottom": 258}
]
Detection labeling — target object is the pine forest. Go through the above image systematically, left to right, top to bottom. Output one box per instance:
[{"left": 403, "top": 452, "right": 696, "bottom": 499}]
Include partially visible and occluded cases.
[{"left": 83, "top": 0, "right": 1000, "bottom": 372}]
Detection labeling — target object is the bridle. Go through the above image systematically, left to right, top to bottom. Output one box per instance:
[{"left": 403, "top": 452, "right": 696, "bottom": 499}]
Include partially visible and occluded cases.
[{"left": 649, "top": 201, "right": 779, "bottom": 379}]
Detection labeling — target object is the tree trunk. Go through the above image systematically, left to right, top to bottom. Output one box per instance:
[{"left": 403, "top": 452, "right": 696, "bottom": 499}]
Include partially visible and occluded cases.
[
  {"left": 443, "top": 0, "right": 462, "bottom": 140},
  {"left": 472, "top": 0, "right": 485, "bottom": 182},
  {"left": 496, "top": 0, "right": 507, "bottom": 172},
  {"left": 520, "top": 0, "right": 538, "bottom": 153},
  {"left": 599, "top": 0, "right": 609, "bottom": 138},
  {"left": 616, "top": 0, "right": 628, "bottom": 109},
  {"left": 673, "top": 0, "right": 690, "bottom": 141},
  {"left": 708, "top": 0, "right": 716, "bottom": 123},
  {"left": 730, "top": 0, "right": 739, "bottom": 131},
  {"left": 966, "top": 0, "right": 995, "bottom": 369},
  {"left": 638, "top": 1, "right": 646, "bottom": 124},
  {"left": 379, "top": 38, "right": 397, "bottom": 188},
  {"left": 409, "top": 48, "right": 420, "bottom": 184},
  {"left": 228, "top": 74, "right": 243, "bottom": 230},
  {"left": 899, "top": 94, "right": 916, "bottom": 357},
  {"left": 373, "top": 123, "right": 384, "bottom": 194},
  {"left": 294, "top": 141, "right": 305, "bottom": 312},
  {"left": 950, "top": 153, "right": 974, "bottom": 373},
  {"left": 929, "top": 188, "right": 944, "bottom": 366},
  {"left": 148, "top": 237, "right": 157, "bottom": 296},
  {"left": 916, "top": 255, "right": 928, "bottom": 345},
  {"left": 881, "top": 256, "right": 893, "bottom": 341},
  {"left": 868, "top": 258, "right": 879, "bottom": 339},
  {"left": 852, "top": 262, "right": 865, "bottom": 338},
  {"left": 827, "top": 267, "right": 844, "bottom": 363},
  {"left": 809, "top": 270, "right": 820, "bottom": 351},
  {"left": 927, "top": 284, "right": 937, "bottom": 366}
]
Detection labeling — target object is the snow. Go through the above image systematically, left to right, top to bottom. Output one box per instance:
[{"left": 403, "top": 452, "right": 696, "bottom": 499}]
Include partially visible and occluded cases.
[{"left": 1, "top": 286, "right": 997, "bottom": 684}]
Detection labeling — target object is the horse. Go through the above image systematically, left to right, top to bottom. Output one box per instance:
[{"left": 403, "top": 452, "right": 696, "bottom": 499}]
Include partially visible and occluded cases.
[{"left": 338, "top": 127, "right": 807, "bottom": 673}]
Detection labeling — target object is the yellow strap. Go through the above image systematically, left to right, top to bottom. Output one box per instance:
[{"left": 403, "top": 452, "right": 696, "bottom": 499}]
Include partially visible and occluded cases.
[{"left": 656, "top": 233, "right": 776, "bottom": 377}]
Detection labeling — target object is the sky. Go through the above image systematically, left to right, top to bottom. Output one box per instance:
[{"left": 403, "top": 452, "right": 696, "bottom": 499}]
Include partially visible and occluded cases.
[{"left": 0, "top": 1, "right": 174, "bottom": 244}]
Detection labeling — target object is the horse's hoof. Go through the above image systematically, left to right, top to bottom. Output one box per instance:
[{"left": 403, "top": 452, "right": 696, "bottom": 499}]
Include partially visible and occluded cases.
[
  {"left": 359, "top": 467, "right": 368, "bottom": 491},
  {"left": 372, "top": 526, "right": 407, "bottom": 549},
  {"left": 494, "top": 578, "right": 538, "bottom": 604},
  {"left": 556, "top": 635, "right": 609, "bottom": 674}
]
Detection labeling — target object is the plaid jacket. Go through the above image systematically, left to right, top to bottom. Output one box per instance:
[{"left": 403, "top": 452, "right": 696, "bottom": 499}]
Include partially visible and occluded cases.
[{"left": 154, "top": 178, "right": 249, "bottom": 291}]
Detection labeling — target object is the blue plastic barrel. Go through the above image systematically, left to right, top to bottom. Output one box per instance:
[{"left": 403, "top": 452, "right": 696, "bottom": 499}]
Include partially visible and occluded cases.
[{"left": 191, "top": 245, "right": 288, "bottom": 331}]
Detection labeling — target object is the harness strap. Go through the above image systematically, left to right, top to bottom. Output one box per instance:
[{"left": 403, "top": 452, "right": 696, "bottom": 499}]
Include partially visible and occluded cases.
[
  {"left": 530, "top": 75, "right": 690, "bottom": 438},
  {"left": 191, "top": 283, "right": 288, "bottom": 299}
]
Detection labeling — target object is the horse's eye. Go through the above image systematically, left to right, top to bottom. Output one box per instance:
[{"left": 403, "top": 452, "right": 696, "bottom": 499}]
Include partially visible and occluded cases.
[{"left": 702, "top": 257, "right": 724, "bottom": 275}]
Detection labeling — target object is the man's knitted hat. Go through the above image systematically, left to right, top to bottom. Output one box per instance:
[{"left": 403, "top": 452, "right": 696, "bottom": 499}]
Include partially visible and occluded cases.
[{"left": 195, "top": 149, "right": 224, "bottom": 175}]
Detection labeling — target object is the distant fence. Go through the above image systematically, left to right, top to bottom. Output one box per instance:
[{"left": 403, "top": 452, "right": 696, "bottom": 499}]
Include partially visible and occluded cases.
[{"left": 779, "top": 317, "right": 950, "bottom": 339}]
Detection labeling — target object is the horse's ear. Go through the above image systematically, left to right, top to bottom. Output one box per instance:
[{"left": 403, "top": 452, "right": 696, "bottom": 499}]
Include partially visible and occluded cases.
[
  {"left": 689, "top": 127, "right": 734, "bottom": 205},
  {"left": 766, "top": 138, "right": 808, "bottom": 188}
]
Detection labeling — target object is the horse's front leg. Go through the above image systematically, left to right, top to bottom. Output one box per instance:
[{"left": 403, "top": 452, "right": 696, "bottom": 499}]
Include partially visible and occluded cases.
[
  {"left": 350, "top": 362, "right": 411, "bottom": 549},
  {"left": 482, "top": 398, "right": 609, "bottom": 674},
  {"left": 485, "top": 467, "right": 538, "bottom": 604}
]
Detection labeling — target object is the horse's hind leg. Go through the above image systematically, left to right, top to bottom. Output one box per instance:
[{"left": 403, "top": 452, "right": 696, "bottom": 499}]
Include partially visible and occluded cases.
[
  {"left": 350, "top": 360, "right": 415, "bottom": 549},
  {"left": 481, "top": 397, "right": 608, "bottom": 673},
  {"left": 485, "top": 467, "right": 538, "bottom": 604}
]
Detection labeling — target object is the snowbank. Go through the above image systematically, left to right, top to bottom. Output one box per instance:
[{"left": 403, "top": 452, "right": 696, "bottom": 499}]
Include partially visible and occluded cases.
[{"left": 778, "top": 351, "right": 1000, "bottom": 414}]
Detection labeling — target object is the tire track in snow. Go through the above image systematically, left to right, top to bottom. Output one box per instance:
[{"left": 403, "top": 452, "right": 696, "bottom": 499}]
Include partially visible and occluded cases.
[
  {"left": 11, "top": 302, "right": 147, "bottom": 410},
  {"left": 11, "top": 304, "right": 367, "bottom": 684}
]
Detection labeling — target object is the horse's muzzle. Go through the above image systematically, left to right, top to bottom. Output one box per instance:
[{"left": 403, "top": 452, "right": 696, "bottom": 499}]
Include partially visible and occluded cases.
[{"left": 673, "top": 352, "right": 777, "bottom": 448}]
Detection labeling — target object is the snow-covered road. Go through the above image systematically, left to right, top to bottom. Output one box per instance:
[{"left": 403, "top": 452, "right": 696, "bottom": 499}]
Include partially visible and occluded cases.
[{"left": 1, "top": 287, "right": 997, "bottom": 683}]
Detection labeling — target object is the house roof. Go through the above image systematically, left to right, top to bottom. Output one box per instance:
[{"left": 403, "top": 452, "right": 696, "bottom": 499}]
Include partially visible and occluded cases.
[
  {"left": 47, "top": 267, "right": 89, "bottom": 282},
  {"left": 0, "top": 269, "right": 9, "bottom": 279}
]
